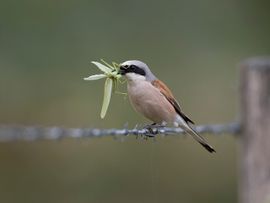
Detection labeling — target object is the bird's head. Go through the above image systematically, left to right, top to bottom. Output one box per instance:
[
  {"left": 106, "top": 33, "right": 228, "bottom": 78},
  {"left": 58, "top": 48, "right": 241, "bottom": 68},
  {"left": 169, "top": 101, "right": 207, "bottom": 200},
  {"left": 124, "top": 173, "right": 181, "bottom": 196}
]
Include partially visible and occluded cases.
[{"left": 119, "top": 60, "right": 156, "bottom": 82}]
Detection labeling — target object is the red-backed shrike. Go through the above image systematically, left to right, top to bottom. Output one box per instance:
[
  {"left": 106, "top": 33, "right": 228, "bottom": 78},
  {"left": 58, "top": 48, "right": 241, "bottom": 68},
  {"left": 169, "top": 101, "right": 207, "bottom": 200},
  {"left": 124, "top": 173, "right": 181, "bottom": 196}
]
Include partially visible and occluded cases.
[{"left": 119, "top": 60, "right": 215, "bottom": 153}]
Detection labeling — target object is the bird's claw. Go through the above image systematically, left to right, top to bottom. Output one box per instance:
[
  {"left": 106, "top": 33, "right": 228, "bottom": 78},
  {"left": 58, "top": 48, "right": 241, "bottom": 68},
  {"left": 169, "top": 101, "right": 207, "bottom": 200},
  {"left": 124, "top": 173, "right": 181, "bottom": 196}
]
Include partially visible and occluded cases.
[{"left": 143, "top": 123, "right": 166, "bottom": 138}]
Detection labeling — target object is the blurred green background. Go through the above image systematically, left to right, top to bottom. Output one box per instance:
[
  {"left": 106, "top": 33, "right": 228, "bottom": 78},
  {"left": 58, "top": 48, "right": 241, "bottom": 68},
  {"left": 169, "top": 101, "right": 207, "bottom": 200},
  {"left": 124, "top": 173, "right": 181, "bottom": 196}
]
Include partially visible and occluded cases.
[{"left": 1, "top": 0, "right": 270, "bottom": 202}]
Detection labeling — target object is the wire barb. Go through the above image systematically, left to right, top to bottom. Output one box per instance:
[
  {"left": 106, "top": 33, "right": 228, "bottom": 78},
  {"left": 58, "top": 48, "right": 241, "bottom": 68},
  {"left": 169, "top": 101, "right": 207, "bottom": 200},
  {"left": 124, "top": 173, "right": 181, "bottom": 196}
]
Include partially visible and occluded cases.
[{"left": 0, "top": 122, "right": 240, "bottom": 142}]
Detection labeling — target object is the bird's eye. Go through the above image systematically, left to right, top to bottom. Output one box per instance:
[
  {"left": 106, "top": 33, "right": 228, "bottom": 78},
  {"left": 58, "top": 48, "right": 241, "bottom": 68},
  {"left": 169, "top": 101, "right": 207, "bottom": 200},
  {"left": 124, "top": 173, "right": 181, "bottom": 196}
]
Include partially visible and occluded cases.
[{"left": 123, "top": 65, "right": 129, "bottom": 68}]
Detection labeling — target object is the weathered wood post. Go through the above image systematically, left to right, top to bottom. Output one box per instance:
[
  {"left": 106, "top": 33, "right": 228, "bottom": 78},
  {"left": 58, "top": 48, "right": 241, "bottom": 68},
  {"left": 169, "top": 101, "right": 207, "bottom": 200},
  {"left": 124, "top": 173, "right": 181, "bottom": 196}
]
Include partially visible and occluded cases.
[{"left": 240, "top": 57, "right": 270, "bottom": 203}]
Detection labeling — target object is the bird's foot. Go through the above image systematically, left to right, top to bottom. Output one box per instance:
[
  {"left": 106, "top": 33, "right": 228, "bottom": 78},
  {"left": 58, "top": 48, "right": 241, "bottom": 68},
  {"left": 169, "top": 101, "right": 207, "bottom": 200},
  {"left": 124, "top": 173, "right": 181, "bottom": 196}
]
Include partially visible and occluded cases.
[
  {"left": 143, "top": 122, "right": 166, "bottom": 129},
  {"left": 142, "top": 123, "right": 166, "bottom": 138},
  {"left": 143, "top": 123, "right": 156, "bottom": 129}
]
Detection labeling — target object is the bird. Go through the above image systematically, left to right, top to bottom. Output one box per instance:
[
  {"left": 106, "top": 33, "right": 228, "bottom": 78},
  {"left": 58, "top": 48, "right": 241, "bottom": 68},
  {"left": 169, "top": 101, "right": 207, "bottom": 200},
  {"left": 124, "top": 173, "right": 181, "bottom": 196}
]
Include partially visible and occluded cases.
[{"left": 119, "top": 60, "right": 215, "bottom": 153}]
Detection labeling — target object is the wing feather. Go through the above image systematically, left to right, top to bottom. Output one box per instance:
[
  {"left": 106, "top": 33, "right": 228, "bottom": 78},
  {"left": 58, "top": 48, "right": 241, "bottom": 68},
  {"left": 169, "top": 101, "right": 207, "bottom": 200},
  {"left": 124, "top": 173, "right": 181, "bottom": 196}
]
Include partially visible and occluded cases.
[{"left": 151, "top": 80, "right": 194, "bottom": 124}]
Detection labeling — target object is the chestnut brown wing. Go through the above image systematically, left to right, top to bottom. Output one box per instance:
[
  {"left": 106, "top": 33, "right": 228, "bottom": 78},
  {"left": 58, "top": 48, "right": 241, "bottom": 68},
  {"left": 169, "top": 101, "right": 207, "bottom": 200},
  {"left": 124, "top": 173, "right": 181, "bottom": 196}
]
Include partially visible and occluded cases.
[{"left": 151, "top": 80, "right": 194, "bottom": 124}]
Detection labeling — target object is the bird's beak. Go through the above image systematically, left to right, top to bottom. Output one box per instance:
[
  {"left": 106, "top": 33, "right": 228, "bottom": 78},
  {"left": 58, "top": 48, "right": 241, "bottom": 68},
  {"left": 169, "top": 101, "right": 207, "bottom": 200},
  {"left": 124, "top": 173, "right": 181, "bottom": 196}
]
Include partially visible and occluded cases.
[{"left": 119, "top": 66, "right": 126, "bottom": 75}]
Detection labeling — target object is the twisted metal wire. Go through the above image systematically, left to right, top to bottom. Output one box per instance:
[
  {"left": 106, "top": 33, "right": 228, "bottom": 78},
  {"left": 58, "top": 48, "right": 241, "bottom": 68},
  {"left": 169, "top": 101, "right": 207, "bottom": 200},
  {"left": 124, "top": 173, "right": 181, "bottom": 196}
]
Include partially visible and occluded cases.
[{"left": 0, "top": 122, "right": 240, "bottom": 142}]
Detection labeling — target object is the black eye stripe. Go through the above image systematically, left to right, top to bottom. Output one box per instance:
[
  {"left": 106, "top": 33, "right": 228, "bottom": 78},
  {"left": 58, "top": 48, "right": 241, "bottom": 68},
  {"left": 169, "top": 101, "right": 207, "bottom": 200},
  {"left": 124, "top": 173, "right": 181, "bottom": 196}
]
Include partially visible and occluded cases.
[
  {"left": 120, "top": 64, "right": 146, "bottom": 76},
  {"left": 128, "top": 65, "right": 146, "bottom": 76}
]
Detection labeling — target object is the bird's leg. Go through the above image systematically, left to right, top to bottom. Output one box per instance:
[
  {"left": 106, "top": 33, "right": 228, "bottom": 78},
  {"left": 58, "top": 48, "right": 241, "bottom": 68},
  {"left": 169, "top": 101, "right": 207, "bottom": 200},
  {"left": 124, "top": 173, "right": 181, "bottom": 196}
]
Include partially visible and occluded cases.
[
  {"left": 143, "top": 122, "right": 167, "bottom": 138},
  {"left": 143, "top": 122, "right": 157, "bottom": 129},
  {"left": 152, "top": 122, "right": 167, "bottom": 128},
  {"left": 141, "top": 123, "right": 156, "bottom": 137}
]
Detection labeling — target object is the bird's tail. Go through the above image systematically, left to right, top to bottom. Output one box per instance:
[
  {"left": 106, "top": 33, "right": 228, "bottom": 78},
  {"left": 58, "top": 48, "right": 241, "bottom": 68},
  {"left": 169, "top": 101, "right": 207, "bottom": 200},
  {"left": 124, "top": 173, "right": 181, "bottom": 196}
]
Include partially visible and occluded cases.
[{"left": 175, "top": 116, "right": 216, "bottom": 153}]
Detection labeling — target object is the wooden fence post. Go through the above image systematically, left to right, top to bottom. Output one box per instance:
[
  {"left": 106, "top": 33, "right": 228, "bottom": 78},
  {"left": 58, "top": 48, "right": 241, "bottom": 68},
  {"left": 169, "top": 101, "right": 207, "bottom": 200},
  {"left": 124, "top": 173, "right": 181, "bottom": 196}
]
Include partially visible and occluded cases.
[{"left": 240, "top": 57, "right": 270, "bottom": 203}]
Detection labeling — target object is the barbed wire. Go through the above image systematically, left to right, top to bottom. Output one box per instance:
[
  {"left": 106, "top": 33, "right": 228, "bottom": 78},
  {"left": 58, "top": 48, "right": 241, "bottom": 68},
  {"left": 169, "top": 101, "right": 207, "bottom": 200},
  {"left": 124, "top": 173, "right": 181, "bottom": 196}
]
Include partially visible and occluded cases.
[{"left": 0, "top": 122, "right": 240, "bottom": 142}]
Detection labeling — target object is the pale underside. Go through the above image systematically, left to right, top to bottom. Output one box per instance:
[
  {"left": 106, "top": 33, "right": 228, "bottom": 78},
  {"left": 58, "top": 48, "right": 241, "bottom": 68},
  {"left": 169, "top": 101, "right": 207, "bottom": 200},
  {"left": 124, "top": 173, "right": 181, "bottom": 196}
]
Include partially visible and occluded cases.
[
  {"left": 124, "top": 72, "right": 216, "bottom": 153},
  {"left": 126, "top": 73, "right": 177, "bottom": 124}
]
